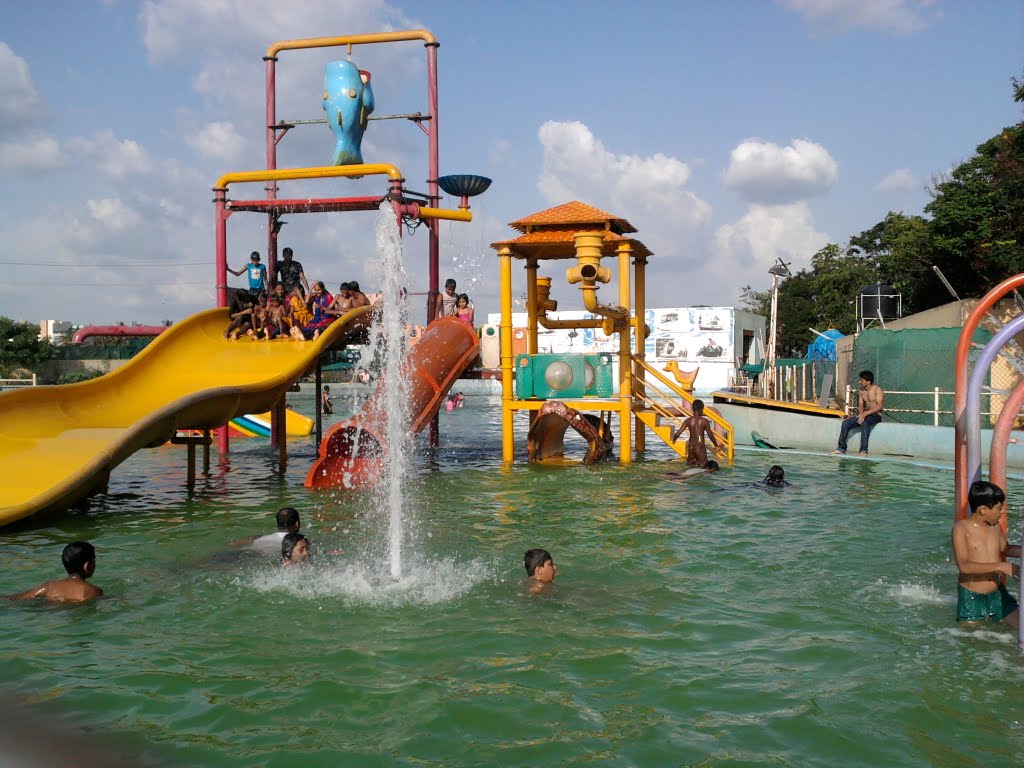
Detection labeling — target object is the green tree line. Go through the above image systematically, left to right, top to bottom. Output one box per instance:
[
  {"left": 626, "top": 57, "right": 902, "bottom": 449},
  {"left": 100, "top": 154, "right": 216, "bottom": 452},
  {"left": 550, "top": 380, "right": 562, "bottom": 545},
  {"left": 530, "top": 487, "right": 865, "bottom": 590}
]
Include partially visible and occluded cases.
[{"left": 743, "top": 75, "right": 1024, "bottom": 357}]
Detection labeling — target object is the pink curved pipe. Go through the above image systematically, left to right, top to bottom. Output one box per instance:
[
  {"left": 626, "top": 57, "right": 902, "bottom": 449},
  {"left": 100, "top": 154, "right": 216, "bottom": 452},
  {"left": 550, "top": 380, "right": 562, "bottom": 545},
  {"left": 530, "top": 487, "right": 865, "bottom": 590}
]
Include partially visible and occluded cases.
[
  {"left": 955, "top": 273, "right": 1024, "bottom": 521},
  {"left": 71, "top": 326, "right": 169, "bottom": 344},
  {"left": 987, "top": 379, "right": 1024, "bottom": 537}
]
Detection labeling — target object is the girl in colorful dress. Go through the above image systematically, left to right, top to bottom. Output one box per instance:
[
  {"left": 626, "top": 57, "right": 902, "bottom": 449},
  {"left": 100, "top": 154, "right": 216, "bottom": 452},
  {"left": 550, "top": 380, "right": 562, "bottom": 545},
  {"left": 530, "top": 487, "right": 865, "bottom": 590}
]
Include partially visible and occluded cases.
[{"left": 454, "top": 293, "right": 474, "bottom": 328}]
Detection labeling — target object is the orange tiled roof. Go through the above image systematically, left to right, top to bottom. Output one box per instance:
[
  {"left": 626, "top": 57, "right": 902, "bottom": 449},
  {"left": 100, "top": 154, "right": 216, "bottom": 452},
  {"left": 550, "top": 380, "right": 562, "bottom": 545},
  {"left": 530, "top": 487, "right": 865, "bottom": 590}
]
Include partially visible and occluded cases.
[
  {"left": 508, "top": 201, "right": 637, "bottom": 234},
  {"left": 490, "top": 228, "right": 652, "bottom": 259}
]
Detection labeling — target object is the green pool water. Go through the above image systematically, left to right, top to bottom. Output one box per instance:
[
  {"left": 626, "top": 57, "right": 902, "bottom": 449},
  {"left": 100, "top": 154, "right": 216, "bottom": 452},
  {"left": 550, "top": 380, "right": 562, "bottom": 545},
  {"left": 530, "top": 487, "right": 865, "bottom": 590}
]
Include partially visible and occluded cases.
[{"left": 1, "top": 392, "right": 1022, "bottom": 767}]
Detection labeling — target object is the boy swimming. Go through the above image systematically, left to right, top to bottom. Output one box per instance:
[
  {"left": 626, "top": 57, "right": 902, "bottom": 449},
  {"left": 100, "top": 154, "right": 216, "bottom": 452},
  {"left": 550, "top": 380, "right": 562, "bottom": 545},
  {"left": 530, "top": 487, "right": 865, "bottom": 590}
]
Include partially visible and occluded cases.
[
  {"left": 951, "top": 480, "right": 1020, "bottom": 627},
  {"left": 248, "top": 507, "right": 301, "bottom": 556},
  {"left": 281, "top": 533, "right": 310, "bottom": 566},
  {"left": 4, "top": 542, "right": 103, "bottom": 603},
  {"left": 524, "top": 548, "right": 556, "bottom": 594}
]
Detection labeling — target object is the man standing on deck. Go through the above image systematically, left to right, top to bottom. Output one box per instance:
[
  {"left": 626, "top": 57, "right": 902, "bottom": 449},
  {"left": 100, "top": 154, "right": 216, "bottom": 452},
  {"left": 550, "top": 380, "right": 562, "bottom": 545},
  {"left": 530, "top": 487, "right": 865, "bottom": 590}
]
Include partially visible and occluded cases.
[
  {"left": 274, "top": 247, "right": 309, "bottom": 297},
  {"left": 832, "top": 370, "right": 884, "bottom": 456}
]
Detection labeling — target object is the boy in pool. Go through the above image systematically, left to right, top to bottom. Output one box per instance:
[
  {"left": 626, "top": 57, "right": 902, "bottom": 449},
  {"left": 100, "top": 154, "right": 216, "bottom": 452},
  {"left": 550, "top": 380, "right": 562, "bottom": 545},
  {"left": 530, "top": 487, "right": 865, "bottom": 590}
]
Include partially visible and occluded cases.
[
  {"left": 670, "top": 399, "right": 721, "bottom": 466},
  {"left": 666, "top": 460, "right": 719, "bottom": 482},
  {"left": 762, "top": 465, "right": 789, "bottom": 488},
  {"left": 952, "top": 480, "right": 1020, "bottom": 627},
  {"left": 247, "top": 507, "right": 301, "bottom": 556},
  {"left": 281, "top": 533, "right": 310, "bottom": 566},
  {"left": 4, "top": 542, "right": 103, "bottom": 603},
  {"left": 524, "top": 548, "right": 556, "bottom": 594}
]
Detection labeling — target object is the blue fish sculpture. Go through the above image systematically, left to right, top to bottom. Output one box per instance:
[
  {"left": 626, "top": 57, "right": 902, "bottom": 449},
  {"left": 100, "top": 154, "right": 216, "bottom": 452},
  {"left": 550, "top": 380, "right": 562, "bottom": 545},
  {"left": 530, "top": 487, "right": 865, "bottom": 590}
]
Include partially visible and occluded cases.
[{"left": 323, "top": 60, "right": 374, "bottom": 166}]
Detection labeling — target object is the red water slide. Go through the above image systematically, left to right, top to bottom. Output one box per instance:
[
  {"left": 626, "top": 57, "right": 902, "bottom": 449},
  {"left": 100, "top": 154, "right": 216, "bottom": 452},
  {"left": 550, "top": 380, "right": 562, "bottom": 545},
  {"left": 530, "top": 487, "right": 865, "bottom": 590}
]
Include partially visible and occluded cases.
[{"left": 305, "top": 316, "right": 480, "bottom": 489}]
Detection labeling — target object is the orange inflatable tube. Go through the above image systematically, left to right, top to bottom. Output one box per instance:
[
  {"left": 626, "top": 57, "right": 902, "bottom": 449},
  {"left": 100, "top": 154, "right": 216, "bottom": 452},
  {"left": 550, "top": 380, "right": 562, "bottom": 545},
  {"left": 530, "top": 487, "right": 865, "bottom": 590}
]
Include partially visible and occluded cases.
[{"left": 305, "top": 317, "right": 479, "bottom": 489}]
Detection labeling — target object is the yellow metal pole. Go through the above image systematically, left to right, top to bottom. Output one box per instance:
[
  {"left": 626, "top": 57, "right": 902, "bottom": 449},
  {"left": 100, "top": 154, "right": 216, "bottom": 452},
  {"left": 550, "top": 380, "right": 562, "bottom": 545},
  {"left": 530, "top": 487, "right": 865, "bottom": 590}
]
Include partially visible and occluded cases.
[
  {"left": 266, "top": 30, "right": 439, "bottom": 59},
  {"left": 215, "top": 164, "right": 402, "bottom": 190},
  {"left": 416, "top": 206, "right": 473, "bottom": 223},
  {"left": 617, "top": 243, "right": 632, "bottom": 464},
  {"left": 499, "top": 248, "right": 515, "bottom": 463},
  {"left": 634, "top": 255, "right": 647, "bottom": 453},
  {"left": 526, "top": 258, "right": 539, "bottom": 355}
]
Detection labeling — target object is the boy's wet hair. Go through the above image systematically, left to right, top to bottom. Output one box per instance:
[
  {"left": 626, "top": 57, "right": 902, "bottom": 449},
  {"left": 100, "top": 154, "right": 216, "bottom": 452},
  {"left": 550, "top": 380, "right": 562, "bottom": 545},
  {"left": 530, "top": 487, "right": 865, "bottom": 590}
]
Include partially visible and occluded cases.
[
  {"left": 282, "top": 247, "right": 293, "bottom": 257},
  {"left": 250, "top": 251, "right": 260, "bottom": 261},
  {"left": 445, "top": 278, "right": 457, "bottom": 289},
  {"left": 349, "top": 281, "right": 360, "bottom": 292},
  {"left": 859, "top": 370, "right": 874, "bottom": 384},
  {"left": 692, "top": 399, "right": 705, "bottom": 412},
  {"left": 704, "top": 460, "right": 719, "bottom": 470},
  {"left": 764, "top": 465, "right": 785, "bottom": 486},
  {"left": 968, "top": 480, "right": 1005, "bottom": 512},
  {"left": 276, "top": 507, "right": 300, "bottom": 532},
  {"left": 281, "top": 533, "right": 307, "bottom": 561},
  {"left": 62, "top": 541, "right": 95, "bottom": 575},
  {"left": 524, "top": 548, "right": 553, "bottom": 577}
]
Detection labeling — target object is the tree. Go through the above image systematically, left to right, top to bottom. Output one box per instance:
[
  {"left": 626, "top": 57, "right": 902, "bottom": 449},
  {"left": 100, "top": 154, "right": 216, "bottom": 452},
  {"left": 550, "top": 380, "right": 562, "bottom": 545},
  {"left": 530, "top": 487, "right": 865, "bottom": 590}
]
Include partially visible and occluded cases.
[
  {"left": 850, "top": 212, "right": 932, "bottom": 312},
  {"left": 0, "top": 317, "right": 52, "bottom": 374}
]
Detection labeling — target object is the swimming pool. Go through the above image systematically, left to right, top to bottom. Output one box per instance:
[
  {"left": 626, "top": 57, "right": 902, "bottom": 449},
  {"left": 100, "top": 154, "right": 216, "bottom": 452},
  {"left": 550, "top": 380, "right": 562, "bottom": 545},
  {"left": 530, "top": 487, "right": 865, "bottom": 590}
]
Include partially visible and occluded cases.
[{"left": 1, "top": 393, "right": 1021, "bottom": 767}]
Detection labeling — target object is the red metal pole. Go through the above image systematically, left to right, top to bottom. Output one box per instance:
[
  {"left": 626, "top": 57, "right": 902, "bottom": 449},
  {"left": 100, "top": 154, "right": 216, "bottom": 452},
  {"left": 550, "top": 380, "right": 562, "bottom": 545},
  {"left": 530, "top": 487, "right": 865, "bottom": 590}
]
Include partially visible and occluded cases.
[
  {"left": 426, "top": 40, "right": 441, "bottom": 449},
  {"left": 265, "top": 53, "right": 282, "bottom": 448},
  {"left": 214, "top": 188, "right": 230, "bottom": 455}
]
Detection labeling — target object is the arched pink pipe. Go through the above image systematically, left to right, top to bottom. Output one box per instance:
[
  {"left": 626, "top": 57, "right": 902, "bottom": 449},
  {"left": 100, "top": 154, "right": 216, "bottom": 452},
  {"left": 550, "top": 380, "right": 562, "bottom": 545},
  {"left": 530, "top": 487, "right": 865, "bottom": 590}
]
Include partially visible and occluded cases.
[
  {"left": 71, "top": 326, "right": 168, "bottom": 344},
  {"left": 987, "top": 378, "right": 1023, "bottom": 537}
]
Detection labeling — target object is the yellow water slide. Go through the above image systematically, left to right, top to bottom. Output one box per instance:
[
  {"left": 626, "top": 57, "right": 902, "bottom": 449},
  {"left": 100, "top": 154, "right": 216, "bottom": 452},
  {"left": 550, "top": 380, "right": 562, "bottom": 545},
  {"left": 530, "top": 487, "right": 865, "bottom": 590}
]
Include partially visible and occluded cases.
[{"left": 0, "top": 306, "right": 372, "bottom": 527}]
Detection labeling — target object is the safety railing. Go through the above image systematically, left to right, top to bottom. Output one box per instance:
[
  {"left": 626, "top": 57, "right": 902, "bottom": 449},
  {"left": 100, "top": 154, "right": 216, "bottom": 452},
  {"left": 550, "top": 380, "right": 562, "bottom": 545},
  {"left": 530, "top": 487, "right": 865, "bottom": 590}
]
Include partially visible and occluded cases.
[
  {"left": 630, "top": 357, "right": 734, "bottom": 458},
  {"left": 0, "top": 375, "right": 37, "bottom": 388},
  {"left": 844, "top": 386, "right": 1011, "bottom": 427}
]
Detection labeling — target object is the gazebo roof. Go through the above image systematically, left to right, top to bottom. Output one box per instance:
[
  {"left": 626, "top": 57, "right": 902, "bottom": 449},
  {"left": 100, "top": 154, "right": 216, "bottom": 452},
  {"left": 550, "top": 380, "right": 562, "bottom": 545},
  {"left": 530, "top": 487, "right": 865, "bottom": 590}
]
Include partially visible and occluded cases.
[{"left": 491, "top": 200, "right": 652, "bottom": 260}]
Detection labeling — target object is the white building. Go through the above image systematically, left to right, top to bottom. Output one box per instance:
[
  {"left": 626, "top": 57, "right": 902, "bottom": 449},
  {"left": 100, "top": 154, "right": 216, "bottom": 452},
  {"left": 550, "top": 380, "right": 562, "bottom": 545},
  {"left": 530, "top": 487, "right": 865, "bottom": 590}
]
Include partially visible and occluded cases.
[
  {"left": 485, "top": 306, "right": 766, "bottom": 393},
  {"left": 38, "top": 320, "right": 74, "bottom": 344}
]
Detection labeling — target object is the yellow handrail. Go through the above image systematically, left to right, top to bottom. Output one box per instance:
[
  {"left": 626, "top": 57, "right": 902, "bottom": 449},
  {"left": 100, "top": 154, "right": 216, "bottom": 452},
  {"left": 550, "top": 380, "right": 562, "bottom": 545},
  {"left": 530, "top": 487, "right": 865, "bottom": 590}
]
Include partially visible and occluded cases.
[{"left": 631, "top": 356, "right": 734, "bottom": 459}]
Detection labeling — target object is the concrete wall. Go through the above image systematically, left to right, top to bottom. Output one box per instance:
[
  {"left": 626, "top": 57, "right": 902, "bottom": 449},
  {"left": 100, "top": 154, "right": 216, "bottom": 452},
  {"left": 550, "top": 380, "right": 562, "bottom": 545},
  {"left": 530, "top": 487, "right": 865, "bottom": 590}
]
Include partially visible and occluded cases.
[{"left": 40, "top": 359, "right": 129, "bottom": 382}]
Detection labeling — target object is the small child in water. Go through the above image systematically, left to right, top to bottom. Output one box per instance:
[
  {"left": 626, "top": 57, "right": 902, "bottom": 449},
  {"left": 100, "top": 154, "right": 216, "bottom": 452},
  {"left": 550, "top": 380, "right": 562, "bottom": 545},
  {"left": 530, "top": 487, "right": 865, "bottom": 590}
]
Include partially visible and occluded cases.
[
  {"left": 671, "top": 399, "right": 721, "bottom": 466},
  {"left": 762, "top": 465, "right": 789, "bottom": 488},
  {"left": 952, "top": 480, "right": 1020, "bottom": 627},
  {"left": 281, "top": 533, "right": 310, "bottom": 566},
  {"left": 4, "top": 542, "right": 103, "bottom": 603},
  {"left": 524, "top": 548, "right": 556, "bottom": 594}
]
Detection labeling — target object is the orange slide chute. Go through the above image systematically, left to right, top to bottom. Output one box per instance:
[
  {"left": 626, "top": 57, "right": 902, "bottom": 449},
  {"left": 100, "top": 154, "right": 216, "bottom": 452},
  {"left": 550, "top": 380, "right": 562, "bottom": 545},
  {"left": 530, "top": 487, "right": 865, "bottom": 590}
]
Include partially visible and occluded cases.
[{"left": 305, "top": 317, "right": 480, "bottom": 489}]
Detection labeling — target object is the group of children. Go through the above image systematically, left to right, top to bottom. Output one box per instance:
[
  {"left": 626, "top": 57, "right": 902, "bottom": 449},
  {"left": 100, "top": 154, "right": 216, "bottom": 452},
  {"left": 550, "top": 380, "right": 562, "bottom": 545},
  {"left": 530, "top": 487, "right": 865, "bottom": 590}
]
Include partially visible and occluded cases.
[
  {"left": 223, "top": 248, "right": 372, "bottom": 342},
  {"left": 434, "top": 278, "right": 475, "bottom": 328},
  {"left": 3, "top": 482, "right": 1017, "bottom": 629}
]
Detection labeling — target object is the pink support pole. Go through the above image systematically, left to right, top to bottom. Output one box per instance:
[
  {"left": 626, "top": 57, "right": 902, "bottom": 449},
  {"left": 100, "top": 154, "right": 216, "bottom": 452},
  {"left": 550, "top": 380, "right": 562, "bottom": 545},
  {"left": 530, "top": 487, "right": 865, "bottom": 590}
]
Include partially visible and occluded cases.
[
  {"left": 426, "top": 41, "right": 441, "bottom": 449},
  {"left": 265, "top": 54, "right": 281, "bottom": 448},
  {"left": 215, "top": 189, "right": 229, "bottom": 455}
]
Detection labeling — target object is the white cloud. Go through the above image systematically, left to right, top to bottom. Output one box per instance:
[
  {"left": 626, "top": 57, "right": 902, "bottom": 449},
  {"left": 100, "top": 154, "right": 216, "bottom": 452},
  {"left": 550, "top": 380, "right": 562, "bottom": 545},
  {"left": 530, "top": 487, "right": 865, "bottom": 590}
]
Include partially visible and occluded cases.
[
  {"left": 779, "top": 0, "right": 937, "bottom": 36},
  {"left": 0, "top": 43, "right": 47, "bottom": 131},
  {"left": 537, "top": 120, "right": 711, "bottom": 247},
  {"left": 185, "top": 121, "right": 245, "bottom": 162},
  {"left": 67, "top": 131, "right": 154, "bottom": 178},
  {"left": 0, "top": 133, "right": 62, "bottom": 174},
  {"left": 723, "top": 138, "right": 838, "bottom": 205},
  {"left": 875, "top": 167, "right": 916, "bottom": 192},
  {"left": 86, "top": 198, "right": 142, "bottom": 233},
  {"left": 713, "top": 202, "right": 830, "bottom": 273}
]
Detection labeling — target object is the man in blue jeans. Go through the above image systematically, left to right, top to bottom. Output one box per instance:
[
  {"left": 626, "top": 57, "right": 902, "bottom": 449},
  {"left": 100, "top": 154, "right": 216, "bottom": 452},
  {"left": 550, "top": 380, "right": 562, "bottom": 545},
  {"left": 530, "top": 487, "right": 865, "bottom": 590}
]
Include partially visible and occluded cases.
[{"left": 832, "top": 370, "right": 884, "bottom": 456}]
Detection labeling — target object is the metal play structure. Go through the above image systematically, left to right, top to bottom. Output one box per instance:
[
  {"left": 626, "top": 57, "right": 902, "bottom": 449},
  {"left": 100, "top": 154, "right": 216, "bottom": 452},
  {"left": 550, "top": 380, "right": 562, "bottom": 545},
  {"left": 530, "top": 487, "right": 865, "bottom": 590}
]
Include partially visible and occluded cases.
[
  {"left": 214, "top": 30, "right": 488, "bottom": 456},
  {"left": 492, "top": 202, "right": 735, "bottom": 465},
  {"left": 953, "top": 274, "right": 1024, "bottom": 650}
]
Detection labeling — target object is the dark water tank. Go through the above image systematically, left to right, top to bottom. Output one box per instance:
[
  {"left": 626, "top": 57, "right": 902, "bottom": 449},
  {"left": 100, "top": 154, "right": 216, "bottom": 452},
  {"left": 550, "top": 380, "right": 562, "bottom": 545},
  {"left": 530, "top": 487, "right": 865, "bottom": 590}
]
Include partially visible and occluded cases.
[{"left": 859, "top": 283, "right": 901, "bottom": 323}]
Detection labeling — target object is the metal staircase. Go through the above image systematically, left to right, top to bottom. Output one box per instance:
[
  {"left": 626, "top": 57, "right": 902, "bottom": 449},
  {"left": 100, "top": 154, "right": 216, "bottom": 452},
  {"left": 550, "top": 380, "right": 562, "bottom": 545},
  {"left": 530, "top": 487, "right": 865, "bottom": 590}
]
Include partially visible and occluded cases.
[{"left": 631, "top": 357, "right": 734, "bottom": 460}]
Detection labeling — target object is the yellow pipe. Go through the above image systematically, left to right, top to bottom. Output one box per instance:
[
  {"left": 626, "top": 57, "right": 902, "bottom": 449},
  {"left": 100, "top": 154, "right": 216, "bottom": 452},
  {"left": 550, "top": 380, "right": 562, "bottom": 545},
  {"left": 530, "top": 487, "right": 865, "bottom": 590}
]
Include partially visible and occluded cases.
[
  {"left": 266, "top": 30, "right": 438, "bottom": 59},
  {"left": 215, "top": 164, "right": 402, "bottom": 190},
  {"left": 416, "top": 206, "right": 472, "bottom": 223},
  {"left": 573, "top": 232, "right": 629, "bottom": 329},
  {"left": 617, "top": 243, "right": 632, "bottom": 464},
  {"left": 499, "top": 248, "right": 515, "bottom": 463}
]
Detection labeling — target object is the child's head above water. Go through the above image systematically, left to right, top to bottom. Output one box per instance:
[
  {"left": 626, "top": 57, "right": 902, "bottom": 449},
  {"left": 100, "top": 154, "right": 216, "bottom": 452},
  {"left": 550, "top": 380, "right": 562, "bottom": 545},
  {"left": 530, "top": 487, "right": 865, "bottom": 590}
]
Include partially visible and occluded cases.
[
  {"left": 704, "top": 460, "right": 719, "bottom": 471},
  {"left": 763, "top": 465, "right": 785, "bottom": 486},
  {"left": 968, "top": 480, "right": 1005, "bottom": 517},
  {"left": 276, "top": 507, "right": 300, "bottom": 533},
  {"left": 281, "top": 533, "right": 309, "bottom": 565},
  {"left": 62, "top": 541, "right": 96, "bottom": 577},
  {"left": 524, "top": 548, "right": 556, "bottom": 582}
]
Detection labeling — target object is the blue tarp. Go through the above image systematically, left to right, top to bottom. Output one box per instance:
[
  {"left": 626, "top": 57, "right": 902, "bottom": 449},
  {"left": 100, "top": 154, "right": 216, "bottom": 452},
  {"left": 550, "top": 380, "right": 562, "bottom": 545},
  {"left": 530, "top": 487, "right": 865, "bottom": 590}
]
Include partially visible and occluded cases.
[{"left": 806, "top": 329, "right": 844, "bottom": 361}]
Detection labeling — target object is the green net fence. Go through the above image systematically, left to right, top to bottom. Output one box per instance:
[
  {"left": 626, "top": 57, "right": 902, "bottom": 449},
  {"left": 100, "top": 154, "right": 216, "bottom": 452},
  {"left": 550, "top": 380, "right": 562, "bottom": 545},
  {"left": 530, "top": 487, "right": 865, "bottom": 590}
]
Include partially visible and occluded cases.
[
  {"left": 851, "top": 327, "right": 993, "bottom": 427},
  {"left": 52, "top": 338, "right": 157, "bottom": 360}
]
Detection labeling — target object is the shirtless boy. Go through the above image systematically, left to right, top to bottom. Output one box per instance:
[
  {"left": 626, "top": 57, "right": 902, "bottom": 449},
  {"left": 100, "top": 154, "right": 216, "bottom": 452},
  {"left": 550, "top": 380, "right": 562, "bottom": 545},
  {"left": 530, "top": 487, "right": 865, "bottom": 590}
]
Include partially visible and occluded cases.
[
  {"left": 833, "top": 370, "right": 884, "bottom": 456},
  {"left": 671, "top": 399, "right": 721, "bottom": 466},
  {"left": 952, "top": 480, "right": 1020, "bottom": 627},
  {"left": 4, "top": 542, "right": 103, "bottom": 603},
  {"left": 524, "top": 548, "right": 556, "bottom": 594}
]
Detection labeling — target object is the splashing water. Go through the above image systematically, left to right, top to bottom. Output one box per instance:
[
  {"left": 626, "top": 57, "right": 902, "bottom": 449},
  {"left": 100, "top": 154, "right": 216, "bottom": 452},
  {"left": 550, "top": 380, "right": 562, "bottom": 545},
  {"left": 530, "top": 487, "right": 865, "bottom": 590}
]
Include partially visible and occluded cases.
[{"left": 369, "top": 203, "right": 412, "bottom": 578}]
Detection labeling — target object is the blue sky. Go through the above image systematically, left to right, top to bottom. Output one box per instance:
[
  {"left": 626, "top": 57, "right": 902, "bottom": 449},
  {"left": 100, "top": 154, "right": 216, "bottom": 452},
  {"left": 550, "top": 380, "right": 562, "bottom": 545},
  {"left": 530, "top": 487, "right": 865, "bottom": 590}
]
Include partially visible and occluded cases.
[{"left": 1, "top": 0, "right": 1021, "bottom": 325}]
